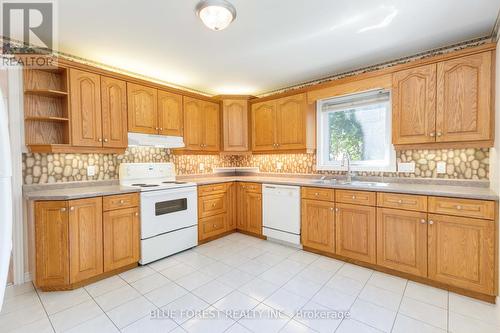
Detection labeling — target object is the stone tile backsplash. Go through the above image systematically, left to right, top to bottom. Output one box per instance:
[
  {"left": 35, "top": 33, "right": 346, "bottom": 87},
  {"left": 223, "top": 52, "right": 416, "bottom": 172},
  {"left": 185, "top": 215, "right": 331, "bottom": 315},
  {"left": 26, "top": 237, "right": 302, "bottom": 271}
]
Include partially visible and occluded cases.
[{"left": 22, "top": 147, "right": 489, "bottom": 185}]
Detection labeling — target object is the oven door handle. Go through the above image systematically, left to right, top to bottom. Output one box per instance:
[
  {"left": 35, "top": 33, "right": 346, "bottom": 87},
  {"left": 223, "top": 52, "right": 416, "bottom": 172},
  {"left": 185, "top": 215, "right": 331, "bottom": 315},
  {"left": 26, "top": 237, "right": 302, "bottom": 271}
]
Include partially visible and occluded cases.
[{"left": 140, "top": 186, "right": 197, "bottom": 199}]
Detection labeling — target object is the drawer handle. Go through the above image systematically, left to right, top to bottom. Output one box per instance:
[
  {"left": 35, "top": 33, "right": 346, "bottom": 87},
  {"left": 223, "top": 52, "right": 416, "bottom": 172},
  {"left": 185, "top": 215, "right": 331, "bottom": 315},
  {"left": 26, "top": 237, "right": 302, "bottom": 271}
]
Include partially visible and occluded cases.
[
  {"left": 315, "top": 192, "right": 319, "bottom": 196},
  {"left": 352, "top": 195, "right": 356, "bottom": 199},
  {"left": 120, "top": 200, "right": 125, "bottom": 204},
  {"left": 398, "top": 200, "right": 403, "bottom": 204},
  {"left": 456, "top": 205, "right": 462, "bottom": 210},
  {"left": 420, "top": 219, "right": 426, "bottom": 224},
  {"left": 428, "top": 220, "right": 434, "bottom": 225}
]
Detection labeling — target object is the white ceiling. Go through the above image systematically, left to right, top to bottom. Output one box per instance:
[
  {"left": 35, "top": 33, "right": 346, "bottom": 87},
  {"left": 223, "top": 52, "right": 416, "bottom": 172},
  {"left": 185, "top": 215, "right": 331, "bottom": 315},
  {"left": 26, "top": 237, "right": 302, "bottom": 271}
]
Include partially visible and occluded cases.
[{"left": 57, "top": 0, "right": 500, "bottom": 96}]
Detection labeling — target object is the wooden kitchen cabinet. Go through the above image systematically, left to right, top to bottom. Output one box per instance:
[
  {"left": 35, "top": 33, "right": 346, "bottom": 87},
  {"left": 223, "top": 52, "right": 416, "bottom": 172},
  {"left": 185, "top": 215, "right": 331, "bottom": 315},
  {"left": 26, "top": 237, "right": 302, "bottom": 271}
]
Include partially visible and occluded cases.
[
  {"left": 393, "top": 51, "right": 493, "bottom": 148},
  {"left": 436, "top": 52, "right": 492, "bottom": 143},
  {"left": 392, "top": 64, "right": 437, "bottom": 145},
  {"left": 70, "top": 69, "right": 102, "bottom": 147},
  {"left": 101, "top": 76, "right": 128, "bottom": 148},
  {"left": 127, "top": 82, "right": 158, "bottom": 134},
  {"left": 158, "top": 90, "right": 183, "bottom": 136},
  {"left": 251, "top": 93, "right": 312, "bottom": 153},
  {"left": 183, "top": 97, "right": 220, "bottom": 152},
  {"left": 222, "top": 99, "right": 249, "bottom": 152},
  {"left": 227, "top": 182, "right": 237, "bottom": 231},
  {"left": 237, "top": 182, "right": 262, "bottom": 236},
  {"left": 198, "top": 183, "right": 231, "bottom": 242},
  {"left": 68, "top": 197, "right": 103, "bottom": 283},
  {"left": 301, "top": 199, "right": 335, "bottom": 254},
  {"left": 34, "top": 201, "right": 70, "bottom": 288},
  {"left": 335, "top": 203, "right": 376, "bottom": 264},
  {"left": 103, "top": 206, "right": 140, "bottom": 273},
  {"left": 376, "top": 208, "right": 428, "bottom": 277},
  {"left": 428, "top": 213, "right": 495, "bottom": 295}
]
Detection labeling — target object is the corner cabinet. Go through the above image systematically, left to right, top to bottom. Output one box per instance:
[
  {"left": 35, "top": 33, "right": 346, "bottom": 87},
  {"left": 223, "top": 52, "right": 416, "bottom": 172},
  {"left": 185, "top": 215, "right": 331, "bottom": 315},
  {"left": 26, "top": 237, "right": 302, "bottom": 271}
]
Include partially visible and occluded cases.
[
  {"left": 392, "top": 51, "right": 493, "bottom": 148},
  {"left": 251, "top": 93, "right": 314, "bottom": 153},
  {"left": 183, "top": 97, "right": 220, "bottom": 153},
  {"left": 222, "top": 99, "right": 249, "bottom": 152},
  {"left": 33, "top": 193, "right": 140, "bottom": 290}
]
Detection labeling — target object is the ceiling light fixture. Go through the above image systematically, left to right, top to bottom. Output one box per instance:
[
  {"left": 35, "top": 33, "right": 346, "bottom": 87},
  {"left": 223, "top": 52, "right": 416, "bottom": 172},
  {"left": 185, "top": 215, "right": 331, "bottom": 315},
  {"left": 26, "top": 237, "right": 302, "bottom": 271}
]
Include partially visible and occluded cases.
[{"left": 196, "top": 0, "right": 237, "bottom": 31}]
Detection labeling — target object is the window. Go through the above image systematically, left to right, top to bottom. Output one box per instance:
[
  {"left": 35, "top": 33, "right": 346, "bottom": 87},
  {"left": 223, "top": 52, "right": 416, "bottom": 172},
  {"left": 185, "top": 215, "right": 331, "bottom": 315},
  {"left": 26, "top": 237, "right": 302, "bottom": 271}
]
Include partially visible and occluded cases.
[{"left": 316, "top": 89, "right": 395, "bottom": 172}]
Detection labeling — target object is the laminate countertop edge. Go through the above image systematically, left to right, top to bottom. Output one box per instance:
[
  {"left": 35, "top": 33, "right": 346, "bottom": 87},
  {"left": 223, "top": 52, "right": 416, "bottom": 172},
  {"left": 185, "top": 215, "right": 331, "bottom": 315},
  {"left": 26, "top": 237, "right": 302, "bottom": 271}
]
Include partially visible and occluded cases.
[{"left": 23, "top": 185, "right": 140, "bottom": 201}]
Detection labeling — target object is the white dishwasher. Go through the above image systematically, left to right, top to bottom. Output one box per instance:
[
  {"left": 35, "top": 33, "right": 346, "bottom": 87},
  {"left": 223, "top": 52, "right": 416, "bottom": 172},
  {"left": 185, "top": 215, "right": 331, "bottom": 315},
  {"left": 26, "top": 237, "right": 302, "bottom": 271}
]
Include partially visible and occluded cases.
[{"left": 262, "top": 184, "right": 301, "bottom": 245}]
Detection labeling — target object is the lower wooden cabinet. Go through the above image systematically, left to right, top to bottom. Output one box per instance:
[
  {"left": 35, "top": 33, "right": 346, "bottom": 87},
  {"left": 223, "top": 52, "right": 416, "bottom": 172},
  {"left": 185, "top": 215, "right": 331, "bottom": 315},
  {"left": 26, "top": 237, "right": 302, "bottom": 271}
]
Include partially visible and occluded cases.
[
  {"left": 198, "top": 182, "right": 233, "bottom": 241},
  {"left": 237, "top": 182, "right": 263, "bottom": 235},
  {"left": 34, "top": 193, "right": 140, "bottom": 290},
  {"left": 68, "top": 197, "right": 104, "bottom": 283},
  {"left": 301, "top": 199, "right": 335, "bottom": 253},
  {"left": 336, "top": 203, "right": 376, "bottom": 264},
  {"left": 103, "top": 207, "right": 140, "bottom": 272},
  {"left": 376, "top": 208, "right": 428, "bottom": 277},
  {"left": 428, "top": 213, "right": 495, "bottom": 295},
  {"left": 199, "top": 214, "right": 227, "bottom": 241}
]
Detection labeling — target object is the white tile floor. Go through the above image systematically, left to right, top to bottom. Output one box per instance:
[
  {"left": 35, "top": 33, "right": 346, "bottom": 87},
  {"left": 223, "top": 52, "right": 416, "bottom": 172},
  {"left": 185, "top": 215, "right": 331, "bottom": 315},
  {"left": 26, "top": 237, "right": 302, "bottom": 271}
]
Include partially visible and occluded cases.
[{"left": 2, "top": 233, "right": 500, "bottom": 333}]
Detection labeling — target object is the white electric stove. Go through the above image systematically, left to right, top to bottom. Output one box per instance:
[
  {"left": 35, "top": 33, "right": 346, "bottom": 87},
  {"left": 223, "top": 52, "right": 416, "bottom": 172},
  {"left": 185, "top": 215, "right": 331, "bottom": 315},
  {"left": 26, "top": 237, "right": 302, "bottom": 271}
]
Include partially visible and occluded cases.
[{"left": 119, "top": 163, "right": 198, "bottom": 264}]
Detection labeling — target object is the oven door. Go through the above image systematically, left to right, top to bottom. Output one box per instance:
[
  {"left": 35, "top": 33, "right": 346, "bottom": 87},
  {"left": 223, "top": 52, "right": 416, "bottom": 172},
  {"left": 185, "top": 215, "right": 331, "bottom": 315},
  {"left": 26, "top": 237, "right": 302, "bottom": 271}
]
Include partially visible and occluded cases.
[{"left": 140, "top": 186, "right": 198, "bottom": 239}]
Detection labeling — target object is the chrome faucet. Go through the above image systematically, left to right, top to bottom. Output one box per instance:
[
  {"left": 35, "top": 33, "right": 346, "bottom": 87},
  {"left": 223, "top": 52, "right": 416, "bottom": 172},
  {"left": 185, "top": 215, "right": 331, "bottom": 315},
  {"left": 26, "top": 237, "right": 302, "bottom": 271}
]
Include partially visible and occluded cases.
[{"left": 342, "top": 152, "right": 354, "bottom": 183}]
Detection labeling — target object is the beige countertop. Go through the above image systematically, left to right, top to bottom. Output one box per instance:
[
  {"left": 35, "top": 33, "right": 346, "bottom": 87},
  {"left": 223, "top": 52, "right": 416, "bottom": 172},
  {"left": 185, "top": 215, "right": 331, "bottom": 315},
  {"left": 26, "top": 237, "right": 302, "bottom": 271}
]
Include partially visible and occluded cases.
[{"left": 23, "top": 175, "right": 499, "bottom": 201}]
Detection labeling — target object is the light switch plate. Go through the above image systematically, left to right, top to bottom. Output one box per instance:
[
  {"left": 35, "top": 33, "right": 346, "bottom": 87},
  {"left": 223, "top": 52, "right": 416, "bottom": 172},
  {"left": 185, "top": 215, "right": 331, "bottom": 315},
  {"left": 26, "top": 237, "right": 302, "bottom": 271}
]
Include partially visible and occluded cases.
[
  {"left": 437, "top": 161, "right": 446, "bottom": 174},
  {"left": 276, "top": 162, "right": 283, "bottom": 170},
  {"left": 398, "top": 162, "right": 415, "bottom": 173},
  {"left": 199, "top": 163, "right": 205, "bottom": 172},
  {"left": 87, "top": 165, "right": 96, "bottom": 177}
]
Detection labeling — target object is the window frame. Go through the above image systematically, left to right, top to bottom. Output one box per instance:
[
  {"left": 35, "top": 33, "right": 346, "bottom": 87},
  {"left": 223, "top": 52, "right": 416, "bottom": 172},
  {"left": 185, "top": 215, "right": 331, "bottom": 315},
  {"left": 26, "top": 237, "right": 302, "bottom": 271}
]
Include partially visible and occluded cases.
[{"left": 316, "top": 89, "right": 396, "bottom": 172}]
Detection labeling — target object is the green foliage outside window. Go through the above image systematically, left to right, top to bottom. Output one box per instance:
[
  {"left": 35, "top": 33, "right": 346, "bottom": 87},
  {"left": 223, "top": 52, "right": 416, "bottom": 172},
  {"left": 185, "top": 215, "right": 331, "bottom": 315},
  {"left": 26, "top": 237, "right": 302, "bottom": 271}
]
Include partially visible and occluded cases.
[{"left": 328, "top": 110, "right": 364, "bottom": 161}]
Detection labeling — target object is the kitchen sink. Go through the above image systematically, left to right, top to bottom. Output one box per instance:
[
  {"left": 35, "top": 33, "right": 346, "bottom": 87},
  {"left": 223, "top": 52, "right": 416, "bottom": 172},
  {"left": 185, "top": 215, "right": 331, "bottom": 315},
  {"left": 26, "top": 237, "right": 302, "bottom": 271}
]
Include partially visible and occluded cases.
[
  {"left": 311, "top": 179, "right": 337, "bottom": 184},
  {"left": 340, "top": 181, "right": 389, "bottom": 187}
]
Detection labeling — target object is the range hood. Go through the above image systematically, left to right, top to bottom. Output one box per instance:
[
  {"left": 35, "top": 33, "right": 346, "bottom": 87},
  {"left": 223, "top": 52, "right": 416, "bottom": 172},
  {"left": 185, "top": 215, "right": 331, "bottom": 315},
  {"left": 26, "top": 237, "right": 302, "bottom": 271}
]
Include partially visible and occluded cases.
[{"left": 127, "top": 132, "right": 185, "bottom": 148}]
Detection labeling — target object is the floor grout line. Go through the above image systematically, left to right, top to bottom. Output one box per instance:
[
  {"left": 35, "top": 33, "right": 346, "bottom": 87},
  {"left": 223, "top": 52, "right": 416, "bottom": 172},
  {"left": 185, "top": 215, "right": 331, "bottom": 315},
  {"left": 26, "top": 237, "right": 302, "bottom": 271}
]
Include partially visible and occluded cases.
[
  {"left": 389, "top": 279, "right": 408, "bottom": 332},
  {"left": 33, "top": 282, "right": 57, "bottom": 333}
]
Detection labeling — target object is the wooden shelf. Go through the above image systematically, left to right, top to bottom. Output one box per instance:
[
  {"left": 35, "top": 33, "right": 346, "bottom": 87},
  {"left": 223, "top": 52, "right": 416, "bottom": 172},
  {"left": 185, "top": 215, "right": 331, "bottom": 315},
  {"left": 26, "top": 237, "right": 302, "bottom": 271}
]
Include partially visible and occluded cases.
[
  {"left": 24, "top": 89, "right": 68, "bottom": 98},
  {"left": 25, "top": 116, "right": 69, "bottom": 122}
]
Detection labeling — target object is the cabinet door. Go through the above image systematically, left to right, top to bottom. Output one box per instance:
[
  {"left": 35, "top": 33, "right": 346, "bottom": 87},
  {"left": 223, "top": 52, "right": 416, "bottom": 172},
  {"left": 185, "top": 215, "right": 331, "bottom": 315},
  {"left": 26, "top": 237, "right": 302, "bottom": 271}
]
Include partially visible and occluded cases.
[
  {"left": 436, "top": 52, "right": 492, "bottom": 142},
  {"left": 392, "top": 64, "right": 437, "bottom": 145},
  {"left": 70, "top": 69, "right": 102, "bottom": 147},
  {"left": 101, "top": 76, "right": 127, "bottom": 148},
  {"left": 127, "top": 83, "right": 158, "bottom": 134},
  {"left": 158, "top": 90, "right": 183, "bottom": 136},
  {"left": 276, "top": 94, "right": 306, "bottom": 150},
  {"left": 183, "top": 97, "right": 204, "bottom": 150},
  {"left": 223, "top": 99, "right": 248, "bottom": 152},
  {"left": 203, "top": 101, "right": 221, "bottom": 151},
  {"left": 251, "top": 101, "right": 276, "bottom": 151},
  {"left": 226, "top": 182, "right": 237, "bottom": 231},
  {"left": 236, "top": 183, "right": 248, "bottom": 231},
  {"left": 246, "top": 192, "right": 262, "bottom": 235},
  {"left": 68, "top": 197, "right": 103, "bottom": 283},
  {"left": 301, "top": 199, "right": 335, "bottom": 253},
  {"left": 35, "top": 201, "right": 69, "bottom": 288},
  {"left": 336, "top": 203, "right": 376, "bottom": 264},
  {"left": 103, "top": 207, "right": 140, "bottom": 272},
  {"left": 376, "top": 208, "right": 427, "bottom": 277},
  {"left": 199, "top": 214, "right": 227, "bottom": 241},
  {"left": 428, "top": 214, "right": 495, "bottom": 295}
]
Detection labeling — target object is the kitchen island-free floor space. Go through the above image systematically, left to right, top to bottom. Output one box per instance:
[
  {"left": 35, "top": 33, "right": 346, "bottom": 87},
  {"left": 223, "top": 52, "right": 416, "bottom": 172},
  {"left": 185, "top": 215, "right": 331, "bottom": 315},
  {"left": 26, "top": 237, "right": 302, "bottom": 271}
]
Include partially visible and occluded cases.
[{"left": 2, "top": 233, "right": 499, "bottom": 333}]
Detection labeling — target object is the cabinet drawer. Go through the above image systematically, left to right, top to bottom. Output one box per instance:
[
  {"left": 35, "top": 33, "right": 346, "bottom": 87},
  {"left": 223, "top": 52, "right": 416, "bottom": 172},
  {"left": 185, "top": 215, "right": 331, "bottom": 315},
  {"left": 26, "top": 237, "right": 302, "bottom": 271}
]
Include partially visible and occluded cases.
[
  {"left": 240, "top": 182, "right": 261, "bottom": 193},
  {"left": 198, "top": 183, "right": 228, "bottom": 196},
  {"left": 301, "top": 187, "right": 334, "bottom": 201},
  {"left": 336, "top": 190, "right": 376, "bottom": 206},
  {"left": 103, "top": 193, "right": 139, "bottom": 211},
  {"left": 198, "top": 193, "right": 227, "bottom": 218},
  {"left": 377, "top": 193, "right": 427, "bottom": 212},
  {"left": 428, "top": 197, "right": 495, "bottom": 220},
  {"left": 199, "top": 214, "right": 227, "bottom": 241}
]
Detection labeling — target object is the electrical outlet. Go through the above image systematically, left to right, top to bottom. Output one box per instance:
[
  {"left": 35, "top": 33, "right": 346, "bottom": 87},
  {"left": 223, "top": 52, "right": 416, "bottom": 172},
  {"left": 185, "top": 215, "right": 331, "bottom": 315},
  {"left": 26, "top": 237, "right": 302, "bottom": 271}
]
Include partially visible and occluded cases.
[
  {"left": 437, "top": 161, "right": 446, "bottom": 174},
  {"left": 276, "top": 162, "right": 283, "bottom": 170},
  {"left": 398, "top": 162, "right": 415, "bottom": 173},
  {"left": 199, "top": 163, "right": 205, "bottom": 172},
  {"left": 87, "top": 165, "right": 96, "bottom": 177}
]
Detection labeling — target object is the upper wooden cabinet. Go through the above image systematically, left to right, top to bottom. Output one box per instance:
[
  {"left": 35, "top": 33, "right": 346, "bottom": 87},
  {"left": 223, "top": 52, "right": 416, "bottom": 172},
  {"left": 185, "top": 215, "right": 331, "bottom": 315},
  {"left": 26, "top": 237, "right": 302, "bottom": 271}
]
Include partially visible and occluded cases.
[
  {"left": 393, "top": 51, "right": 493, "bottom": 147},
  {"left": 436, "top": 52, "right": 492, "bottom": 143},
  {"left": 392, "top": 64, "right": 437, "bottom": 145},
  {"left": 69, "top": 69, "right": 128, "bottom": 150},
  {"left": 70, "top": 69, "right": 102, "bottom": 147},
  {"left": 101, "top": 76, "right": 128, "bottom": 148},
  {"left": 127, "top": 83, "right": 158, "bottom": 134},
  {"left": 158, "top": 90, "right": 183, "bottom": 136},
  {"left": 251, "top": 93, "right": 313, "bottom": 153},
  {"left": 183, "top": 97, "right": 220, "bottom": 152},
  {"left": 222, "top": 99, "right": 249, "bottom": 152}
]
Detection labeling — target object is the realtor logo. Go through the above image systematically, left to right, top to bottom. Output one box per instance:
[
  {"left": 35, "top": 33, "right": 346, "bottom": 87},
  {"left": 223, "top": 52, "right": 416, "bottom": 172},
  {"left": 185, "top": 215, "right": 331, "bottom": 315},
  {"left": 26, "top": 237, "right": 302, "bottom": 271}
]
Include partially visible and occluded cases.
[{"left": 1, "top": 0, "right": 56, "bottom": 54}]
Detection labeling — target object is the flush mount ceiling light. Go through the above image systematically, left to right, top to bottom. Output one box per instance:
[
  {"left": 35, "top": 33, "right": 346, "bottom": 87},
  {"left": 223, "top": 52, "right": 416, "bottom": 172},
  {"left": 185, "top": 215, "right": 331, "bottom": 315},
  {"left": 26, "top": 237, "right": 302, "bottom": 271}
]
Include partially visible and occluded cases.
[{"left": 196, "top": 0, "right": 237, "bottom": 31}]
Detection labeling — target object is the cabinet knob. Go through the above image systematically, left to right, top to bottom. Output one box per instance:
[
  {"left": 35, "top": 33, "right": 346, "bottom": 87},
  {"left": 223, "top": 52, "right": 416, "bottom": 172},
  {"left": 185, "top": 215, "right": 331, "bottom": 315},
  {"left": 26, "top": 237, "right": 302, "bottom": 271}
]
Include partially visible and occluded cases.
[
  {"left": 155, "top": 127, "right": 159, "bottom": 130},
  {"left": 160, "top": 128, "right": 163, "bottom": 131},
  {"left": 429, "top": 132, "right": 435, "bottom": 137},
  {"left": 436, "top": 132, "right": 442, "bottom": 137},
  {"left": 98, "top": 138, "right": 102, "bottom": 142},
  {"left": 104, "top": 138, "right": 108, "bottom": 143},
  {"left": 314, "top": 192, "right": 319, "bottom": 196},
  {"left": 352, "top": 195, "right": 356, "bottom": 199},
  {"left": 120, "top": 200, "right": 125, "bottom": 204},
  {"left": 398, "top": 200, "right": 403, "bottom": 204},
  {"left": 212, "top": 203, "right": 216, "bottom": 207},
  {"left": 456, "top": 205, "right": 462, "bottom": 210},
  {"left": 60, "top": 207, "right": 66, "bottom": 212},
  {"left": 70, "top": 207, "right": 75, "bottom": 211},
  {"left": 335, "top": 208, "right": 339, "bottom": 212},
  {"left": 135, "top": 212, "right": 139, "bottom": 216},
  {"left": 420, "top": 219, "right": 426, "bottom": 224},
  {"left": 428, "top": 220, "right": 434, "bottom": 225},
  {"left": 213, "top": 224, "right": 217, "bottom": 228}
]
